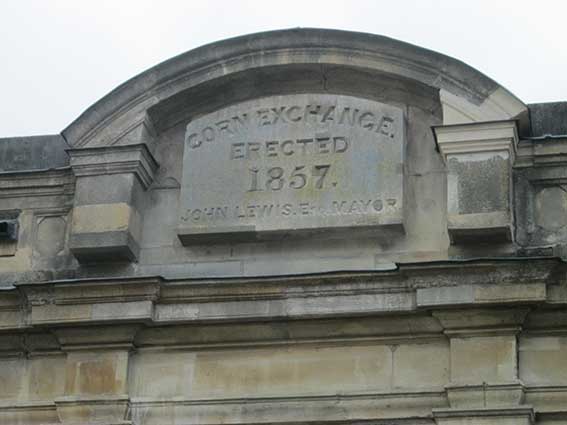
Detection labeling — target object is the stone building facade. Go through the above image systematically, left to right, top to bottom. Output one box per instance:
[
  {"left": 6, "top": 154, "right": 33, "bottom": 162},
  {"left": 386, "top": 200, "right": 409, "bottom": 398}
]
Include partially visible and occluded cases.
[{"left": 0, "top": 28, "right": 566, "bottom": 425}]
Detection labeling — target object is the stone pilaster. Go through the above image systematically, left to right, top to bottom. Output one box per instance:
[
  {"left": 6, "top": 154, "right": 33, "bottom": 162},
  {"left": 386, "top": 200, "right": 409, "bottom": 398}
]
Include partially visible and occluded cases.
[
  {"left": 432, "top": 307, "right": 532, "bottom": 425},
  {"left": 53, "top": 325, "right": 140, "bottom": 425}
]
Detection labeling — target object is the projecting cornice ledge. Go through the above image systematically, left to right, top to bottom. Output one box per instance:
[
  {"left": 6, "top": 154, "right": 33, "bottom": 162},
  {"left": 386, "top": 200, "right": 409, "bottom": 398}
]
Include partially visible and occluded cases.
[{"left": 0, "top": 258, "right": 561, "bottom": 331}]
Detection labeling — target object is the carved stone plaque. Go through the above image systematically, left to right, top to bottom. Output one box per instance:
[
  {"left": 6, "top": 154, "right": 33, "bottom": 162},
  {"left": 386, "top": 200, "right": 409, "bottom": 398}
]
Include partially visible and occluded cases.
[{"left": 178, "top": 94, "right": 404, "bottom": 243}]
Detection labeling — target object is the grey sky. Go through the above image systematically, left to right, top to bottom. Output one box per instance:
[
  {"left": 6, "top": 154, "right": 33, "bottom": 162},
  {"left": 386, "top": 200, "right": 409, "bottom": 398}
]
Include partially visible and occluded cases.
[{"left": 1, "top": 0, "right": 566, "bottom": 137}]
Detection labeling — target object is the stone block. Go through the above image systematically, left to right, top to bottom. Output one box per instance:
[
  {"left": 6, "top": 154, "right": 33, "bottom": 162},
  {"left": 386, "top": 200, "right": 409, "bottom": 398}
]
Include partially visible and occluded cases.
[
  {"left": 177, "top": 94, "right": 405, "bottom": 243},
  {"left": 529, "top": 101, "right": 567, "bottom": 137},
  {"left": 434, "top": 121, "right": 518, "bottom": 244},
  {"left": 0, "top": 135, "right": 69, "bottom": 173},
  {"left": 67, "top": 144, "right": 158, "bottom": 262},
  {"left": 67, "top": 144, "right": 157, "bottom": 190},
  {"left": 534, "top": 185, "right": 567, "bottom": 232},
  {"left": 69, "top": 203, "right": 141, "bottom": 262},
  {"left": 34, "top": 214, "right": 67, "bottom": 258},
  {"left": 417, "top": 283, "right": 546, "bottom": 307},
  {"left": 0, "top": 290, "right": 24, "bottom": 330},
  {"left": 154, "top": 290, "right": 414, "bottom": 322},
  {"left": 29, "top": 301, "right": 152, "bottom": 325},
  {"left": 432, "top": 308, "right": 530, "bottom": 333},
  {"left": 134, "top": 314, "right": 444, "bottom": 347},
  {"left": 54, "top": 325, "right": 140, "bottom": 350},
  {"left": 519, "top": 335, "right": 567, "bottom": 385},
  {"left": 450, "top": 336, "right": 517, "bottom": 385},
  {"left": 392, "top": 341, "right": 450, "bottom": 389},
  {"left": 133, "top": 344, "right": 395, "bottom": 400},
  {"left": 188, "top": 344, "right": 393, "bottom": 398},
  {"left": 64, "top": 350, "right": 129, "bottom": 396},
  {"left": 129, "top": 351, "right": 196, "bottom": 398},
  {"left": 24, "top": 355, "right": 66, "bottom": 401},
  {"left": 0, "top": 357, "right": 24, "bottom": 399},
  {"left": 446, "top": 383, "right": 524, "bottom": 408},
  {"left": 523, "top": 386, "right": 567, "bottom": 413},
  {"left": 130, "top": 391, "right": 445, "bottom": 425},
  {"left": 55, "top": 395, "right": 130, "bottom": 425},
  {"left": 0, "top": 401, "right": 60, "bottom": 425},
  {"left": 433, "top": 407, "right": 534, "bottom": 425}
]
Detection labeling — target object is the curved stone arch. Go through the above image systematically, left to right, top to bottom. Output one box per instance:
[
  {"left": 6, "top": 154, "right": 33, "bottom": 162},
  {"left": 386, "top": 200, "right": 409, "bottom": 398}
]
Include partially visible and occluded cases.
[{"left": 62, "top": 28, "right": 527, "bottom": 148}]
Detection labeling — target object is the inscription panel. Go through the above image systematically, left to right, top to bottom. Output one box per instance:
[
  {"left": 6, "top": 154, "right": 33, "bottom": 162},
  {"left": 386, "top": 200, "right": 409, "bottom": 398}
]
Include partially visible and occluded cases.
[{"left": 178, "top": 94, "right": 404, "bottom": 242}]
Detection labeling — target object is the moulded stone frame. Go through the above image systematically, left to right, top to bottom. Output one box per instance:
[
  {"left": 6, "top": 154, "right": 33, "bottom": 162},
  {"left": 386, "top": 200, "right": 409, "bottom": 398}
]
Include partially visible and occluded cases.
[{"left": 61, "top": 29, "right": 529, "bottom": 150}]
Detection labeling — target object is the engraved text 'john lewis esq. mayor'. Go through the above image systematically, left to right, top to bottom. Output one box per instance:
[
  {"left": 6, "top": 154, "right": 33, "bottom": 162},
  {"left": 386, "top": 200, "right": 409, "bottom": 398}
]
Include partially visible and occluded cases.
[{"left": 178, "top": 94, "right": 404, "bottom": 242}]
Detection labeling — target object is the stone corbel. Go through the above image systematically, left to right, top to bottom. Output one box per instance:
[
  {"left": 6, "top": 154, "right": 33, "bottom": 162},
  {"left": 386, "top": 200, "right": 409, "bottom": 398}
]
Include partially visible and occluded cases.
[
  {"left": 433, "top": 121, "right": 519, "bottom": 244},
  {"left": 67, "top": 144, "right": 158, "bottom": 262}
]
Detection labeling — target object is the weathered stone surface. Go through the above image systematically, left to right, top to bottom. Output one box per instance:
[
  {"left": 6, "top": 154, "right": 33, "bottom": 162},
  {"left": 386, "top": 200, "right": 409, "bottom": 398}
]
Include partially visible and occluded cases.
[
  {"left": 1, "top": 28, "right": 567, "bottom": 425},
  {"left": 178, "top": 94, "right": 404, "bottom": 242},
  {"left": 529, "top": 102, "right": 567, "bottom": 137},
  {"left": 434, "top": 121, "right": 518, "bottom": 244},
  {"left": 0, "top": 135, "right": 69, "bottom": 172},
  {"left": 67, "top": 145, "right": 157, "bottom": 262},
  {"left": 514, "top": 164, "right": 567, "bottom": 248},
  {"left": 535, "top": 186, "right": 567, "bottom": 231},
  {"left": 35, "top": 215, "right": 67, "bottom": 257},
  {"left": 417, "top": 283, "right": 546, "bottom": 307},
  {"left": 450, "top": 336, "right": 517, "bottom": 384},
  {"left": 519, "top": 336, "right": 567, "bottom": 385},
  {"left": 65, "top": 350, "right": 129, "bottom": 396},
  {"left": 446, "top": 383, "right": 525, "bottom": 408},
  {"left": 434, "top": 407, "right": 534, "bottom": 425}
]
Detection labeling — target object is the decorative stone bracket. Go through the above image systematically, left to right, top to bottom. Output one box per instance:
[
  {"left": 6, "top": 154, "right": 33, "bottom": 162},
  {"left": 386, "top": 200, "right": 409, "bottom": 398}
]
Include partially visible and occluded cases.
[
  {"left": 433, "top": 121, "right": 519, "bottom": 244},
  {"left": 67, "top": 144, "right": 158, "bottom": 262}
]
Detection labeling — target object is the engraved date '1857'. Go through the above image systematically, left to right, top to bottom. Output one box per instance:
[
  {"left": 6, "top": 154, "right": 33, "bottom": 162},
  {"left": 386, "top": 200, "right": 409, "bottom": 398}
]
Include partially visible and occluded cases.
[{"left": 248, "top": 165, "right": 331, "bottom": 192}]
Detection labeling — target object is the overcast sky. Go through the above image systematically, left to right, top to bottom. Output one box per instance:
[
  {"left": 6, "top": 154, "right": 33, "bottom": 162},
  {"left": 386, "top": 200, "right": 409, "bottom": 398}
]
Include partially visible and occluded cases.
[{"left": 1, "top": 0, "right": 566, "bottom": 137}]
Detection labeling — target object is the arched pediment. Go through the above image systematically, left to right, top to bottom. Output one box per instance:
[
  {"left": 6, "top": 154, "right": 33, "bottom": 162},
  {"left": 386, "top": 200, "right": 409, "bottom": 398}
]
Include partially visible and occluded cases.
[{"left": 62, "top": 28, "right": 528, "bottom": 148}]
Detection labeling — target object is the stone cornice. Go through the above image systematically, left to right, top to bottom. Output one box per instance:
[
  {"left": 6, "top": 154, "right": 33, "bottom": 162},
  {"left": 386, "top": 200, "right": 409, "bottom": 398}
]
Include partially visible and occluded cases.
[
  {"left": 433, "top": 120, "right": 519, "bottom": 162},
  {"left": 515, "top": 137, "right": 567, "bottom": 168},
  {"left": 66, "top": 143, "right": 159, "bottom": 189},
  {"left": 0, "top": 167, "right": 74, "bottom": 200},
  {"left": 0, "top": 258, "right": 559, "bottom": 331},
  {"left": 26, "top": 277, "right": 161, "bottom": 306},
  {"left": 432, "top": 307, "right": 532, "bottom": 337},
  {"left": 127, "top": 389, "right": 445, "bottom": 422}
]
